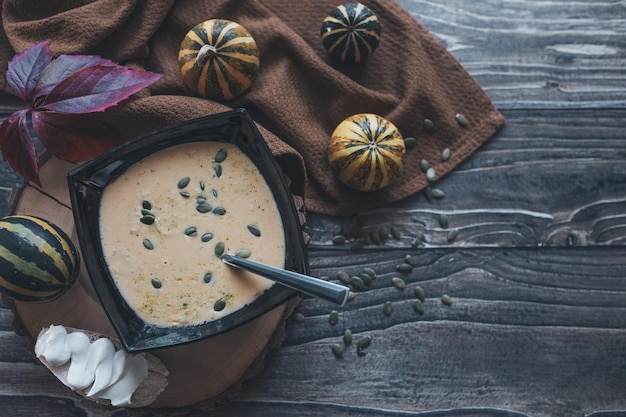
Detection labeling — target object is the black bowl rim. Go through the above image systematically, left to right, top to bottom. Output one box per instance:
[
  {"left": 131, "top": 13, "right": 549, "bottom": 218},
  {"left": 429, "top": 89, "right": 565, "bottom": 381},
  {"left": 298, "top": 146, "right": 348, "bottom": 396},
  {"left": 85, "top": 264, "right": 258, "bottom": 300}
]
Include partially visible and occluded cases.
[{"left": 67, "top": 108, "right": 308, "bottom": 352}]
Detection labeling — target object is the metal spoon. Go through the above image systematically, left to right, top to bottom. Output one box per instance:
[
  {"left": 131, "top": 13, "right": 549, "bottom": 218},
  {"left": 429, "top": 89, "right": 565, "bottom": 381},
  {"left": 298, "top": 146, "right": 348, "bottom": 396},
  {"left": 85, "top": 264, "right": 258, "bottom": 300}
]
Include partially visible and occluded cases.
[{"left": 221, "top": 254, "right": 349, "bottom": 306}]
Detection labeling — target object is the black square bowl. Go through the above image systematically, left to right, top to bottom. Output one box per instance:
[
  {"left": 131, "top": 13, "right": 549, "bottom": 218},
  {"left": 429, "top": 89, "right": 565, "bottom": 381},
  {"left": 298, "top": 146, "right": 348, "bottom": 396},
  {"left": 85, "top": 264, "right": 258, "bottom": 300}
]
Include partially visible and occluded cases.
[{"left": 67, "top": 109, "right": 308, "bottom": 352}]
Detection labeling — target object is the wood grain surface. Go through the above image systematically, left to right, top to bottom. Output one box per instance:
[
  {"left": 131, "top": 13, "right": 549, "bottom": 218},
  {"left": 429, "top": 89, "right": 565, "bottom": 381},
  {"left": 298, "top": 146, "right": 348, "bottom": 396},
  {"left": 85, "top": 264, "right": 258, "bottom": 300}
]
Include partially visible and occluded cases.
[{"left": 1, "top": 1, "right": 625, "bottom": 416}]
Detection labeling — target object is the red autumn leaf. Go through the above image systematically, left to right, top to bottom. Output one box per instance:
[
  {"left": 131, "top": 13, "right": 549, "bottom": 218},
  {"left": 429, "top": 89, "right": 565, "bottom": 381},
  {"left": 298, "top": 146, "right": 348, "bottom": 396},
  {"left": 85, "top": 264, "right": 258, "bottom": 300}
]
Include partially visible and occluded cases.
[
  {"left": 6, "top": 41, "right": 52, "bottom": 103},
  {"left": 38, "top": 64, "right": 161, "bottom": 114},
  {"left": 0, "top": 110, "right": 40, "bottom": 185},
  {"left": 32, "top": 112, "right": 123, "bottom": 163}
]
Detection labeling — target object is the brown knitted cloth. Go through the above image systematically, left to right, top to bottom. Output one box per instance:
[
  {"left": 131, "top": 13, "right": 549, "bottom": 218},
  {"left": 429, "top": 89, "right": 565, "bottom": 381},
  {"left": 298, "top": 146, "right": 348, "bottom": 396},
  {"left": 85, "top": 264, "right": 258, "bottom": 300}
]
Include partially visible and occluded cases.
[{"left": 0, "top": 0, "right": 504, "bottom": 216}]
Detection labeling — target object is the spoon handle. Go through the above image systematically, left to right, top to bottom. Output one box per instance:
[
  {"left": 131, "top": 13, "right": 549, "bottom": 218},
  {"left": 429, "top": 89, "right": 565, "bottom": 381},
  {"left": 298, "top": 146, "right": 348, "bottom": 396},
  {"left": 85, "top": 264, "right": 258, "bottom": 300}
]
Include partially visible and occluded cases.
[{"left": 221, "top": 254, "right": 349, "bottom": 306}]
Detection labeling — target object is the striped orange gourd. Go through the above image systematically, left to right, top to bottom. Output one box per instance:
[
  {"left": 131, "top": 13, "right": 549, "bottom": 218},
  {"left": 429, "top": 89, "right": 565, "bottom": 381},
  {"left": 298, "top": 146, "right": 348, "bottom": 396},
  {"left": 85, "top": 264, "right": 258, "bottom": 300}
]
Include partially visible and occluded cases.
[
  {"left": 179, "top": 19, "right": 260, "bottom": 100},
  {"left": 328, "top": 113, "right": 406, "bottom": 192},
  {"left": 0, "top": 215, "right": 79, "bottom": 302}
]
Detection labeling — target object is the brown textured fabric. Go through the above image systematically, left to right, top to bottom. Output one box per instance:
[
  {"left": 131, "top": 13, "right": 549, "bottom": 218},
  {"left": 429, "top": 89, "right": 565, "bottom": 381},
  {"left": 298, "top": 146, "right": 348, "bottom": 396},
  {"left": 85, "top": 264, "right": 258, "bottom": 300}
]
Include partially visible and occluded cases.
[{"left": 0, "top": 0, "right": 504, "bottom": 216}]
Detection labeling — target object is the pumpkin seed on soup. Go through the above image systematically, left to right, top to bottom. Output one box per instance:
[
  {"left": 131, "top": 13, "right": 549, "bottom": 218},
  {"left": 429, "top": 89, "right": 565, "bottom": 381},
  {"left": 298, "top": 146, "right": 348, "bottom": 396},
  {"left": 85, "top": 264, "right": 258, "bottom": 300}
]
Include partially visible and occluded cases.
[
  {"left": 214, "top": 148, "right": 228, "bottom": 163},
  {"left": 214, "top": 164, "right": 222, "bottom": 178},
  {"left": 177, "top": 176, "right": 190, "bottom": 189},
  {"left": 142, "top": 200, "right": 151, "bottom": 210},
  {"left": 197, "top": 202, "right": 213, "bottom": 213},
  {"left": 212, "top": 206, "right": 226, "bottom": 215},
  {"left": 140, "top": 215, "right": 155, "bottom": 225},
  {"left": 247, "top": 224, "right": 261, "bottom": 237},
  {"left": 184, "top": 226, "right": 198, "bottom": 236},
  {"left": 201, "top": 232, "right": 214, "bottom": 242},
  {"left": 142, "top": 239, "right": 154, "bottom": 250},
  {"left": 214, "top": 241, "right": 225, "bottom": 257},
  {"left": 235, "top": 249, "right": 252, "bottom": 258},
  {"left": 203, "top": 272, "right": 212, "bottom": 283},
  {"left": 151, "top": 278, "right": 162, "bottom": 289},
  {"left": 214, "top": 298, "right": 226, "bottom": 311}
]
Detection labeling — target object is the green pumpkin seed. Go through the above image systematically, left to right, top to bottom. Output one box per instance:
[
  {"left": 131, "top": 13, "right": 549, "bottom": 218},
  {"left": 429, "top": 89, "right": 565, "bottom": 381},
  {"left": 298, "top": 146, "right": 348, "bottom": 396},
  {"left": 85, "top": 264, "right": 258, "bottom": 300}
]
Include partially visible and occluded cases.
[
  {"left": 455, "top": 113, "right": 468, "bottom": 127},
  {"left": 424, "top": 118, "right": 435, "bottom": 133},
  {"left": 404, "top": 136, "right": 417, "bottom": 149},
  {"left": 442, "top": 147, "right": 451, "bottom": 162},
  {"left": 214, "top": 148, "right": 228, "bottom": 163},
  {"left": 420, "top": 159, "right": 430, "bottom": 172},
  {"left": 214, "top": 164, "right": 222, "bottom": 178},
  {"left": 426, "top": 167, "right": 436, "bottom": 182},
  {"left": 177, "top": 176, "right": 190, "bottom": 189},
  {"left": 199, "top": 181, "right": 205, "bottom": 191},
  {"left": 424, "top": 186, "right": 433, "bottom": 201},
  {"left": 431, "top": 188, "right": 445, "bottom": 199},
  {"left": 212, "top": 189, "right": 218, "bottom": 198},
  {"left": 180, "top": 191, "right": 190, "bottom": 198},
  {"left": 196, "top": 196, "right": 207, "bottom": 204},
  {"left": 142, "top": 200, "right": 152, "bottom": 210},
  {"left": 197, "top": 202, "right": 213, "bottom": 213},
  {"left": 212, "top": 206, "right": 226, "bottom": 215},
  {"left": 141, "top": 208, "right": 154, "bottom": 216},
  {"left": 439, "top": 213, "right": 449, "bottom": 229},
  {"left": 140, "top": 215, "right": 155, "bottom": 225},
  {"left": 247, "top": 224, "right": 261, "bottom": 237},
  {"left": 184, "top": 226, "right": 198, "bottom": 236},
  {"left": 379, "top": 226, "right": 390, "bottom": 241},
  {"left": 390, "top": 227, "right": 401, "bottom": 240},
  {"left": 447, "top": 229, "right": 459, "bottom": 242},
  {"left": 369, "top": 230, "right": 381, "bottom": 245},
  {"left": 201, "top": 232, "right": 214, "bottom": 242},
  {"left": 332, "top": 235, "right": 346, "bottom": 245},
  {"left": 411, "top": 237, "right": 421, "bottom": 248},
  {"left": 350, "top": 238, "right": 365, "bottom": 251},
  {"left": 142, "top": 239, "right": 154, "bottom": 250},
  {"left": 214, "top": 241, "right": 225, "bottom": 257},
  {"left": 235, "top": 249, "right": 252, "bottom": 258},
  {"left": 404, "top": 254, "right": 415, "bottom": 266},
  {"left": 396, "top": 263, "right": 413, "bottom": 273},
  {"left": 362, "top": 267, "right": 377, "bottom": 280},
  {"left": 337, "top": 271, "right": 351, "bottom": 285},
  {"left": 360, "top": 272, "right": 373, "bottom": 287},
  {"left": 203, "top": 273, "right": 212, "bottom": 283},
  {"left": 319, "top": 275, "right": 330, "bottom": 281},
  {"left": 350, "top": 276, "right": 366, "bottom": 291},
  {"left": 391, "top": 276, "right": 407, "bottom": 290},
  {"left": 151, "top": 278, "right": 162, "bottom": 289},
  {"left": 414, "top": 286, "right": 426, "bottom": 302},
  {"left": 347, "top": 291, "right": 356, "bottom": 302},
  {"left": 441, "top": 293, "right": 453, "bottom": 306},
  {"left": 214, "top": 298, "right": 226, "bottom": 311},
  {"left": 413, "top": 299, "right": 425, "bottom": 315},
  {"left": 383, "top": 301, "right": 393, "bottom": 316},
  {"left": 328, "top": 310, "right": 339, "bottom": 325},
  {"left": 292, "top": 312, "right": 305, "bottom": 323},
  {"left": 343, "top": 329, "right": 352, "bottom": 346},
  {"left": 356, "top": 335, "right": 372, "bottom": 349},
  {"left": 331, "top": 343, "right": 344, "bottom": 358}
]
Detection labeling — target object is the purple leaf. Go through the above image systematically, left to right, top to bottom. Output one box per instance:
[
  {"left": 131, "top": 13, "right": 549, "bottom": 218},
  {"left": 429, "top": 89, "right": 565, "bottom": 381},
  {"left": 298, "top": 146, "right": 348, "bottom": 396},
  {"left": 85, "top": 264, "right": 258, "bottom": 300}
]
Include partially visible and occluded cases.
[
  {"left": 6, "top": 41, "right": 52, "bottom": 103},
  {"left": 34, "top": 54, "right": 119, "bottom": 97},
  {"left": 38, "top": 64, "right": 161, "bottom": 114},
  {"left": 0, "top": 110, "right": 40, "bottom": 185},
  {"left": 32, "top": 111, "right": 123, "bottom": 162}
]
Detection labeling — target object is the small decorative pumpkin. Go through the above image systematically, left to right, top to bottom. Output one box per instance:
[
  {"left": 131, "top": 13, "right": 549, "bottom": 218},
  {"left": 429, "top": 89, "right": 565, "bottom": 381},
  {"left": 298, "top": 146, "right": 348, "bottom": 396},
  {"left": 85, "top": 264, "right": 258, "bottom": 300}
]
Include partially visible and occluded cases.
[
  {"left": 320, "top": 2, "right": 381, "bottom": 63},
  {"left": 179, "top": 19, "right": 260, "bottom": 100},
  {"left": 328, "top": 113, "right": 406, "bottom": 192},
  {"left": 0, "top": 215, "right": 79, "bottom": 302}
]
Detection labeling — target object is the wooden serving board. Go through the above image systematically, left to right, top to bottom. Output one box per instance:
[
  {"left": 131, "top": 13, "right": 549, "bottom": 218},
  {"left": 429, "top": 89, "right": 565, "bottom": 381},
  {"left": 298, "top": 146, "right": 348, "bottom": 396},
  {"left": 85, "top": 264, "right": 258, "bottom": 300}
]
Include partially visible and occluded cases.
[{"left": 5, "top": 156, "right": 298, "bottom": 411}]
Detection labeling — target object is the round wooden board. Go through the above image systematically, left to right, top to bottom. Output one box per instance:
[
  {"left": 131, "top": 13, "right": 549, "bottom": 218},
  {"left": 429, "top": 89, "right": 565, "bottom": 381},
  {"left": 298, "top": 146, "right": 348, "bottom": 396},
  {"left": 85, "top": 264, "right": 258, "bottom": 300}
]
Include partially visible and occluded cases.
[{"left": 5, "top": 156, "right": 298, "bottom": 411}]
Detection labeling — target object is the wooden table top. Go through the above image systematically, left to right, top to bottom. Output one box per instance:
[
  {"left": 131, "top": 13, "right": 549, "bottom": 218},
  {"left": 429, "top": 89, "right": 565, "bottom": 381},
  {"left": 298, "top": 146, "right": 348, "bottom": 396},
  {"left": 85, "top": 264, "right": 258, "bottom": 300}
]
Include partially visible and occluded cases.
[{"left": 1, "top": 1, "right": 625, "bottom": 416}]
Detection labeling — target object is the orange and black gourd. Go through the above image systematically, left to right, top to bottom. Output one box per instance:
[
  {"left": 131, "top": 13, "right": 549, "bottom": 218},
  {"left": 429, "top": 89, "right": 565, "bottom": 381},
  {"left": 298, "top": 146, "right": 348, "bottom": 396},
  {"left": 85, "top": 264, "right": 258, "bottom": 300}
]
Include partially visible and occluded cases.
[
  {"left": 320, "top": 3, "right": 381, "bottom": 63},
  {"left": 179, "top": 19, "right": 260, "bottom": 100},
  {"left": 328, "top": 114, "right": 406, "bottom": 192}
]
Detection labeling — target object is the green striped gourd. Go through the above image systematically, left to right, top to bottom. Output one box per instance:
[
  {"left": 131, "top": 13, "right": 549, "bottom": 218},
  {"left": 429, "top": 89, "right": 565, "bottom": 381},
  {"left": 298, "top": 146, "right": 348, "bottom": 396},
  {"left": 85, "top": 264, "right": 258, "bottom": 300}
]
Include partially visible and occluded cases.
[
  {"left": 320, "top": 2, "right": 381, "bottom": 63},
  {"left": 179, "top": 19, "right": 260, "bottom": 100},
  {"left": 328, "top": 113, "right": 406, "bottom": 192},
  {"left": 0, "top": 215, "right": 79, "bottom": 302}
]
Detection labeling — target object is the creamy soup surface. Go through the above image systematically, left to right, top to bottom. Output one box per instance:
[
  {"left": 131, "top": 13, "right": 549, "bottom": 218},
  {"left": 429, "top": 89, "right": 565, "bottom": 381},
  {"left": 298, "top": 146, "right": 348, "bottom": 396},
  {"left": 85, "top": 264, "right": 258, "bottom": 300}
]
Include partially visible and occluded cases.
[{"left": 99, "top": 141, "right": 285, "bottom": 327}]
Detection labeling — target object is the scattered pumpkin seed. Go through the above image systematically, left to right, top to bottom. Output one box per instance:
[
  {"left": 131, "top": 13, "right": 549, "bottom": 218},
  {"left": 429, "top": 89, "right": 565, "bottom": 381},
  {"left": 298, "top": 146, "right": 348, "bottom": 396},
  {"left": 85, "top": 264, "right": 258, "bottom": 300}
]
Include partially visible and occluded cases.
[
  {"left": 455, "top": 113, "right": 468, "bottom": 127},
  {"left": 424, "top": 118, "right": 435, "bottom": 133},
  {"left": 404, "top": 136, "right": 417, "bottom": 149},
  {"left": 442, "top": 147, "right": 451, "bottom": 162},
  {"left": 214, "top": 148, "right": 228, "bottom": 163},
  {"left": 420, "top": 159, "right": 430, "bottom": 172},
  {"left": 214, "top": 164, "right": 222, "bottom": 178},
  {"left": 426, "top": 167, "right": 436, "bottom": 182},
  {"left": 177, "top": 176, "right": 190, "bottom": 189},
  {"left": 199, "top": 181, "right": 205, "bottom": 191},
  {"left": 424, "top": 187, "right": 433, "bottom": 201},
  {"left": 431, "top": 188, "right": 445, "bottom": 199},
  {"left": 212, "top": 189, "right": 218, "bottom": 198},
  {"left": 179, "top": 191, "right": 191, "bottom": 198},
  {"left": 196, "top": 196, "right": 207, "bottom": 204},
  {"left": 142, "top": 200, "right": 152, "bottom": 210},
  {"left": 196, "top": 202, "right": 213, "bottom": 213},
  {"left": 212, "top": 206, "right": 226, "bottom": 215},
  {"left": 141, "top": 208, "right": 154, "bottom": 216},
  {"left": 439, "top": 213, "right": 449, "bottom": 229},
  {"left": 140, "top": 215, "right": 155, "bottom": 225},
  {"left": 247, "top": 224, "right": 261, "bottom": 237},
  {"left": 184, "top": 226, "right": 198, "bottom": 236},
  {"left": 379, "top": 226, "right": 390, "bottom": 241},
  {"left": 390, "top": 227, "right": 401, "bottom": 240},
  {"left": 447, "top": 229, "right": 459, "bottom": 242},
  {"left": 369, "top": 230, "right": 382, "bottom": 245},
  {"left": 201, "top": 232, "right": 214, "bottom": 242},
  {"left": 332, "top": 235, "right": 346, "bottom": 245},
  {"left": 411, "top": 237, "right": 421, "bottom": 248},
  {"left": 350, "top": 238, "right": 365, "bottom": 251},
  {"left": 142, "top": 239, "right": 154, "bottom": 250},
  {"left": 214, "top": 241, "right": 225, "bottom": 257},
  {"left": 235, "top": 248, "right": 252, "bottom": 258},
  {"left": 404, "top": 254, "right": 415, "bottom": 266},
  {"left": 396, "top": 263, "right": 413, "bottom": 273},
  {"left": 362, "top": 267, "right": 377, "bottom": 280},
  {"left": 337, "top": 271, "right": 351, "bottom": 285},
  {"left": 360, "top": 272, "right": 373, "bottom": 287},
  {"left": 203, "top": 273, "right": 212, "bottom": 283},
  {"left": 319, "top": 275, "right": 330, "bottom": 281},
  {"left": 350, "top": 276, "right": 366, "bottom": 291},
  {"left": 391, "top": 276, "right": 407, "bottom": 290},
  {"left": 151, "top": 278, "right": 162, "bottom": 289},
  {"left": 414, "top": 286, "right": 426, "bottom": 302},
  {"left": 347, "top": 291, "right": 356, "bottom": 302},
  {"left": 441, "top": 293, "right": 453, "bottom": 306},
  {"left": 214, "top": 298, "right": 226, "bottom": 311},
  {"left": 413, "top": 299, "right": 425, "bottom": 315},
  {"left": 383, "top": 301, "right": 393, "bottom": 316},
  {"left": 328, "top": 310, "right": 339, "bottom": 325},
  {"left": 292, "top": 312, "right": 305, "bottom": 323},
  {"left": 343, "top": 329, "right": 353, "bottom": 346},
  {"left": 356, "top": 335, "right": 372, "bottom": 349},
  {"left": 331, "top": 343, "right": 344, "bottom": 358}
]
